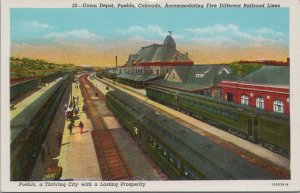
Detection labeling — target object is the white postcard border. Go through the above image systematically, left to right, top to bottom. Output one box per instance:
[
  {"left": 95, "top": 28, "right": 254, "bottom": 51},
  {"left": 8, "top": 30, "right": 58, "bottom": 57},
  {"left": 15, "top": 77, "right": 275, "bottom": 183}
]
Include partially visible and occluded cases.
[{"left": 1, "top": 0, "right": 300, "bottom": 192}]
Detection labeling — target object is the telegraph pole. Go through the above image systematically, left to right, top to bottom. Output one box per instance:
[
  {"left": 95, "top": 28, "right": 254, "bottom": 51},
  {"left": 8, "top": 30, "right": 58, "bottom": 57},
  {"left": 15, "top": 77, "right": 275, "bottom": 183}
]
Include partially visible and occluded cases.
[{"left": 43, "top": 69, "right": 46, "bottom": 86}]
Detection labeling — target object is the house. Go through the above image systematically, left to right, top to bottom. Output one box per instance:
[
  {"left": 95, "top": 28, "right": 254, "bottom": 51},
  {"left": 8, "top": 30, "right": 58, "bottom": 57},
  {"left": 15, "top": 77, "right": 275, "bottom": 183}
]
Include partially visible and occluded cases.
[{"left": 148, "top": 64, "right": 236, "bottom": 97}]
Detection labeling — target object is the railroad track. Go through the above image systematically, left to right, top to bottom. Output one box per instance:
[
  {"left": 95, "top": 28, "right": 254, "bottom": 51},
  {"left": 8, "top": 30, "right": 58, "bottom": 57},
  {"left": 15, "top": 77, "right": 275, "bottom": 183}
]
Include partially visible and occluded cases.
[{"left": 79, "top": 74, "right": 133, "bottom": 180}]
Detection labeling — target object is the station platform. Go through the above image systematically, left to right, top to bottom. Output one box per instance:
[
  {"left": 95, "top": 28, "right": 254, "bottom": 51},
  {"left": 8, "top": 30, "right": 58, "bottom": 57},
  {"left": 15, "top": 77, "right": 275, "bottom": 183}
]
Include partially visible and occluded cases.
[
  {"left": 96, "top": 75, "right": 290, "bottom": 171},
  {"left": 30, "top": 76, "right": 102, "bottom": 180},
  {"left": 58, "top": 77, "right": 102, "bottom": 180}
]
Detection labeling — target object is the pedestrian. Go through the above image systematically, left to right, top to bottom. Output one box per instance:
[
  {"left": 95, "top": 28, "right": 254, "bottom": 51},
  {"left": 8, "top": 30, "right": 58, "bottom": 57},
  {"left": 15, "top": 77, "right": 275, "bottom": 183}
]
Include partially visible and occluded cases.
[
  {"left": 64, "top": 104, "right": 68, "bottom": 111},
  {"left": 74, "top": 105, "right": 79, "bottom": 115},
  {"left": 69, "top": 109, "right": 74, "bottom": 120},
  {"left": 79, "top": 121, "right": 84, "bottom": 134},
  {"left": 68, "top": 123, "right": 73, "bottom": 135},
  {"left": 57, "top": 132, "right": 62, "bottom": 148},
  {"left": 45, "top": 140, "right": 50, "bottom": 155},
  {"left": 41, "top": 143, "right": 46, "bottom": 163}
]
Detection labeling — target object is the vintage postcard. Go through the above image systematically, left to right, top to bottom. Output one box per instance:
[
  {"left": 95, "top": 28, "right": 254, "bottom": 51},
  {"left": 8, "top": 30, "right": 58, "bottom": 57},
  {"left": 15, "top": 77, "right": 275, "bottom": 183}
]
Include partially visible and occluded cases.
[{"left": 1, "top": 0, "right": 300, "bottom": 192}]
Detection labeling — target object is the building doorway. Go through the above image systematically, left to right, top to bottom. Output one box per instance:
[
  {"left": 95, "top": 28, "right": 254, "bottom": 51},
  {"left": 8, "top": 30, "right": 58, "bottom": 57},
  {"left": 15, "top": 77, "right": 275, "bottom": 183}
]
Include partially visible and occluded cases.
[{"left": 225, "top": 92, "right": 234, "bottom": 102}]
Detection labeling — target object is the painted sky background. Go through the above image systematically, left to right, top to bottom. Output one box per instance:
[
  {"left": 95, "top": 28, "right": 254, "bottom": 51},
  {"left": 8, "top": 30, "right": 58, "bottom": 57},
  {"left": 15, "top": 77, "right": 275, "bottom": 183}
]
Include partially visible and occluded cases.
[{"left": 11, "top": 8, "right": 289, "bottom": 66}]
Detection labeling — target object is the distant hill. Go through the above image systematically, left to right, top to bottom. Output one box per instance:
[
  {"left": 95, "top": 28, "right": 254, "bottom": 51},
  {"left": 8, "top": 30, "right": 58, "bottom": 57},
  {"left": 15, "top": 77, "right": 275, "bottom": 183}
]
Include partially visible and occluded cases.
[
  {"left": 10, "top": 57, "right": 81, "bottom": 78},
  {"left": 229, "top": 62, "right": 263, "bottom": 77}
]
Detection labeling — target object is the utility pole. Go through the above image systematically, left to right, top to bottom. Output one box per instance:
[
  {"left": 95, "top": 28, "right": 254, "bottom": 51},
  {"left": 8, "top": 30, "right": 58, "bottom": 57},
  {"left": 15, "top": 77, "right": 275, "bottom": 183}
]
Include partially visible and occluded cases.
[
  {"left": 43, "top": 69, "right": 46, "bottom": 86},
  {"left": 70, "top": 71, "right": 73, "bottom": 106}
]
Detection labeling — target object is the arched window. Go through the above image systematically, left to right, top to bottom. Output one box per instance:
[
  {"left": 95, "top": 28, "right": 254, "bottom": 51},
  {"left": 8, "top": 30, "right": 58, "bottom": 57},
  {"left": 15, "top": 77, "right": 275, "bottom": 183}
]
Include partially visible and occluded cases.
[
  {"left": 241, "top": 94, "right": 249, "bottom": 106},
  {"left": 256, "top": 97, "right": 264, "bottom": 109},
  {"left": 274, "top": 99, "right": 284, "bottom": 113}
]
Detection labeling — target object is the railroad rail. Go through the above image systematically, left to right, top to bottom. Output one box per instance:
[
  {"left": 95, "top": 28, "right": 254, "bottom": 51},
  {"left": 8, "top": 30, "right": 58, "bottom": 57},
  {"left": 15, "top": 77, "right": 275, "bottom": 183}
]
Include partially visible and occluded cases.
[{"left": 79, "top": 74, "right": 133, "bottom": 180}]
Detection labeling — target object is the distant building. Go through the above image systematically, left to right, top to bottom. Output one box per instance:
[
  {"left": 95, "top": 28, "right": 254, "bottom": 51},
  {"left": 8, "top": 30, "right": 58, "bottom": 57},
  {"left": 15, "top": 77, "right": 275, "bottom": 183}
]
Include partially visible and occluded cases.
[
  {"left": 126, "top": 34, "right": 193, "bottom": 76},
  {"left": 238, "top": 58, "right": 290, "bottom": 66},
  {"left": 148, "top": 64, "right": 236, "bottom": 97},
  {"left": 220, "top": 66, "right": 290, "bottom": 114}
]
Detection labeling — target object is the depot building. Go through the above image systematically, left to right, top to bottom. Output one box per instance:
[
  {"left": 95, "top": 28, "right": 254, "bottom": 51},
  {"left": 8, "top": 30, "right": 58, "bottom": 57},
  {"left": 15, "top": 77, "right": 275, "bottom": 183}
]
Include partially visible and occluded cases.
[{"left": 126, "top": 33, "right": 194, "bottom": 76}]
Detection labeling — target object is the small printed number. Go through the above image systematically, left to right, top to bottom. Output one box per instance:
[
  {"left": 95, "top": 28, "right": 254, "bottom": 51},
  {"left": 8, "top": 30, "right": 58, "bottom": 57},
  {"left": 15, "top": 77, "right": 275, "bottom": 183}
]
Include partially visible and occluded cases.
[{"left": 271, "top": 182, "right": 288, "bottom": 186}]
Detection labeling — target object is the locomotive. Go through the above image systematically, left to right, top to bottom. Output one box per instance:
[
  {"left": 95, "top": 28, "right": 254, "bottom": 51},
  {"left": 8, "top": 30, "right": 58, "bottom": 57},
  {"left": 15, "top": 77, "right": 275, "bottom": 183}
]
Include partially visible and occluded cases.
[
  {"left": 145, "top": 85, "right": 290, "bottom": 157},
  {"left": 106, "top": 90, "right": 286, "bottom": 180}
]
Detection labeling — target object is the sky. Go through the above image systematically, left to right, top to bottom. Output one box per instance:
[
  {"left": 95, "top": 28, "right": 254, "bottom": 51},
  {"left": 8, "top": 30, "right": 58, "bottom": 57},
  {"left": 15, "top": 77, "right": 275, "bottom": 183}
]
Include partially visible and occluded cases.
[{"left": 11, "top": 8, "right": 289, "bottom": 66}]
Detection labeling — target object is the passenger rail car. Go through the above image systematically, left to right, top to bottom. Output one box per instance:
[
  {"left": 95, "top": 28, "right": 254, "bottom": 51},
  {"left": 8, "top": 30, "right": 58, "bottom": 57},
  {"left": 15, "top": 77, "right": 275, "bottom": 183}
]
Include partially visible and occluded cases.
[
  {"left": 43, "top": 72, "right": 63, "bottom": 84},
  {"left": 10, "top": 74, "right": 71, "bottom": 180},
  {"left": 10, "top": 78, "right": 38, "bottom": 101},
  {"left": 146, "top": 85, "right": 290, "bottom": 156},
  {"left": 106, "top": 90, "right": 281, "bottom": 180}
]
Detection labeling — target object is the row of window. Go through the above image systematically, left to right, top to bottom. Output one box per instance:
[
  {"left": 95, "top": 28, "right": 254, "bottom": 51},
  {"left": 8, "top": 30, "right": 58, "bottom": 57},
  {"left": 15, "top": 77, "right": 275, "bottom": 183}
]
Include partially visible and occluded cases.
[
  {"left": 134, "top": 68, "right": 170, "bottom": 75},
  {"left": 240, "top": 94, "right": 285, "bottom": 113},
  {"left": 180, "top": 98, "right": 238, "bottom": 121},
  {"left": 147, "top": 136, "right": 195, "bottom": 178}
]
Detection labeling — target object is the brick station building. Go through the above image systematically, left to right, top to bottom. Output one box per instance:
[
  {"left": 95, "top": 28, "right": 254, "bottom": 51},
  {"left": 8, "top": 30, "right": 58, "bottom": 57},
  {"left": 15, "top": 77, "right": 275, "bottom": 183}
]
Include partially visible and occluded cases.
[
  {"left": 126, "top": 33, "right": 194, "bottom": 76},
  {"left": 220, "top": 66, "right": 290, "bottom": 115}
]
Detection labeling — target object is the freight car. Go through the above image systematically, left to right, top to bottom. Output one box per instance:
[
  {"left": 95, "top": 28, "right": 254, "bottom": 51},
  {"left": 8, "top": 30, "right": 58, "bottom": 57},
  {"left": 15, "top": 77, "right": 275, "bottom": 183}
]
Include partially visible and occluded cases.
[
  {"left": 10, "top": 74, "right": 71, "bottom": 181},
  {"left": 10, "top": 78, "right": 38, "bottom": 101},
  {"left": 145, "top": 85, "right": 290, "bottom": 156},
  {"left": 106, "top": 90, "right": 281, "bottom": 180}
]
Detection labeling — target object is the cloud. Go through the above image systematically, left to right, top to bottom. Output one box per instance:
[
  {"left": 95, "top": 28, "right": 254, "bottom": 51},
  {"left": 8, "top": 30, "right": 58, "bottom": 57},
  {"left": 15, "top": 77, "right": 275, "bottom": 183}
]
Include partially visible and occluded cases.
[
  {"left": 23, "top": 21, "right": 53, "bottom": 30},
  {"left": 185, "top": 24, "right": 287, "bottom": 47},
  {"left": 185, "top": 24, "right": 252, "bottom": 39},
  {"left": 116, "top": 25, "right": 168, "bottom": 37},
  {"left": 255, "top": 27, "right": 283, "bottom": 37},
  {"left": 45, "top": 30, "right": 103, "bottom": 45}
]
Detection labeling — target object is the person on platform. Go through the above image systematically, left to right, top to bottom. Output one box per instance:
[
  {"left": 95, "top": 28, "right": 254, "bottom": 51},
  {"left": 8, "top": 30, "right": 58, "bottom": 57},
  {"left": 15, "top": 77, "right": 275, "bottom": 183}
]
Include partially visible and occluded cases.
[
  {"left": 74, "top": 105, "right": 79, "bottom": 115},
  {"left": 79, "top": 121, "right": 84, "bottom": 134},
  {"left": 68, "top": 123, "right": 73, "bottom": 135},
  {"left": 57, "top": 132, "right": 63, "bottom": 147},
  {"left": 46, "top": 140, "right": 50, "bottom": 155},
  {"left": 41, "top": 144, "right": 46, "bottom": 163}
]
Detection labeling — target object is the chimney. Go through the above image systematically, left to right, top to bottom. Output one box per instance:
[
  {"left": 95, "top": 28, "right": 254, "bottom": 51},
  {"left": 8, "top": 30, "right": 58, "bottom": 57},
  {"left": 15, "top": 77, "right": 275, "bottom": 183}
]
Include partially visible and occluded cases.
[{"left": 116, "top": 56, "right": 118, "bottom": 68}]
